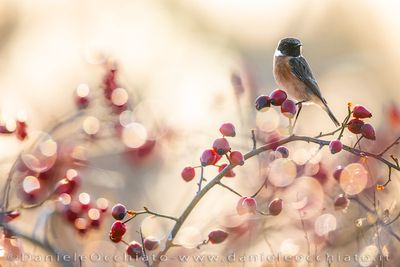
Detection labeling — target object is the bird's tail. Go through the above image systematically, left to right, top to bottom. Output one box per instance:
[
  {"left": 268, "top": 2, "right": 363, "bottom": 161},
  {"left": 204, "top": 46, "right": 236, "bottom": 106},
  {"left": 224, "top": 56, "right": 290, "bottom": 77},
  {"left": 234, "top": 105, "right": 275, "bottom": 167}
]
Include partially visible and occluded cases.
[{"left": 322, "top": 101, "right": 340, "bottom": 127}]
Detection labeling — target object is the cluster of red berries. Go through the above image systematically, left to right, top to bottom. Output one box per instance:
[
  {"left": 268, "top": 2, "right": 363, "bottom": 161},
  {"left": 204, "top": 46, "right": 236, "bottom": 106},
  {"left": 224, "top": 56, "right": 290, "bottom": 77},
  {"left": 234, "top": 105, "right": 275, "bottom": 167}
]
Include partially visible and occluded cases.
[
  {"left": 255, "top": 89, "right": 297, "bottom": 118},
  {"left": 328, "top": 104, "right": 375, "bottom": 155},
  {"left": 347, "top": 104, "right": 375, "bottom": 140},
  {"left": 181, "top": 123, "right": 244, "bottom": 182},
  {"left": 54, "top": 169, "right": 109, "bottom": 234},
  {"left": 56, "top": 191, "right": 108, "bottom": 234}
]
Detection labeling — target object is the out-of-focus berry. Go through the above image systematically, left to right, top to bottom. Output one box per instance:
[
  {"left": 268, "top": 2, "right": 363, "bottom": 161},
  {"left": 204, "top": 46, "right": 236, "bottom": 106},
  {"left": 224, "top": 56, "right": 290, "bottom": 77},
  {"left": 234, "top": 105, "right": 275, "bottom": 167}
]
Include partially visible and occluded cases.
[
  {"left": 275, "top": 146, "right": 289, "bottom": 158},
  {"left": 333, "top": 165, "right": 343, "bottom": 181},
  {"left": 334, "top": 194, "right": 350, "bottom": 210},
  {"left": 236, "top": 197, "right": 257, "bottom": 215},
  {"left": 268, "top": 198, "right": 283, "bottom": 216},
  {"left": 208, "top": 229, "right": 228, "bottom": 244},
  {"left": 143, "top": 236, "right": 160, "bottom": 251},
  {"left": 126, "top": 241, "right": 143, "bottom": 259}
]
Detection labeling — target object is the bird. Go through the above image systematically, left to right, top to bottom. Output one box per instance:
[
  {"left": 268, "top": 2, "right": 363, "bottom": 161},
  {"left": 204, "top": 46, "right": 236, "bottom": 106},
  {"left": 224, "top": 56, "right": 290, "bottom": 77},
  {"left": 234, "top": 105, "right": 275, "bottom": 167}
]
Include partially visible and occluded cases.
[{"left": 273, "top": 37, "right": 340, "bottom": 127}]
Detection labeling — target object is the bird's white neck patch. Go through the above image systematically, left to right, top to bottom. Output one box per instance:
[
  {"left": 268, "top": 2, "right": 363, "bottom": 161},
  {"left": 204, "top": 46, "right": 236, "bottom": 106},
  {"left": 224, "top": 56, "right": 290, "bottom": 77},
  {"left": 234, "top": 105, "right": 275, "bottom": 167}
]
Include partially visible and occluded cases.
[{"left": 274, "top": 49, "right": 284, "bottom": 57}]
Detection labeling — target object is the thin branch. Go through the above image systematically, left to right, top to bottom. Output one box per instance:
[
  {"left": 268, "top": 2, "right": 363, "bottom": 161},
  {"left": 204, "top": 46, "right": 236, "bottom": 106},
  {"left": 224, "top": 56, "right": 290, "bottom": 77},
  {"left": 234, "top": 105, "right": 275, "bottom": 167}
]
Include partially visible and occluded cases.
[
  {"left": 337, "top": 105, "right": 352, "bottom": 140},
  {"left": 314, "top": 127, "right": 341, "bottom": 138},
  {"left": 251, "top": 129, "right": 256, "bottom": 150},
  {"left": 379, "top": 137, "right": 400, "bottom": 156},
  {"left": 196, "top": 166, "right": 205, "bottom": 194},
  {"left": 217, "top": 182, "right": 242, "bottom": 197},
  {"left": 123, "top": 207, "right": 178, "bottom": 224},
  {"left": 139, "top": 227, "right": 151, "bottom": 267}
]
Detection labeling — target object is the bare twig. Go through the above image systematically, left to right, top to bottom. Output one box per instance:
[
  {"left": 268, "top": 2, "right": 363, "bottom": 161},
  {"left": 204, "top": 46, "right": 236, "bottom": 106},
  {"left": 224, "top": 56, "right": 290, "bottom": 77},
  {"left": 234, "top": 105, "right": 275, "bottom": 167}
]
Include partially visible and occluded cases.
[
  {"left": 251, "top": 129, "right": 256, "bottom": 150},
  {"left": 379, "top": 137, "right": 400, "bottom": 156},
  {"left": 196, "top": 166, "right": 205, "bottom": 194},
  {"left": 217, "top": 182, "right": 242, "bottom": 197},
  {"left": 123, "top": 207, "right": 178, "bottom": 224}
]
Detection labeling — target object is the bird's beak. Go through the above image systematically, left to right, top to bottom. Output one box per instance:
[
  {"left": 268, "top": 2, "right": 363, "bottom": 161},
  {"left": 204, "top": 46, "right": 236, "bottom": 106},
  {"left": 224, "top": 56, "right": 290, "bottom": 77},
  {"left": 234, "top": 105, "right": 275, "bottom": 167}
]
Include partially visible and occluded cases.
[{"left": 296, "top": 43, "right": 302, "bottom": 47}]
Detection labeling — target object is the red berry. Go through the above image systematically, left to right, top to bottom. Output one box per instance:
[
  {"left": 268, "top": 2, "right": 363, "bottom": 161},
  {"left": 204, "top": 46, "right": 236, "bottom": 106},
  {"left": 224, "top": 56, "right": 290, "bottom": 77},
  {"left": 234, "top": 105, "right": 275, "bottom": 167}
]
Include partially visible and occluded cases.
[
  {"left": 269, "top": 89, "right": 287, "bottom": 106},
  {"left": 255, "top": 95, "right": 271, "bottom": 111},
  {"left": 280, "top": 99, "right": 297, "bottom": 118},
  {"left": 353, "top": 105, "right": 372, "bottom": 119},
  {"left": 347, "top": 119, "right": 364, "bottom": 134},
  {"left": 16, "top": 120, "right": 27, "bottom": 141},
  {"left": 219, "top": 123, "right": 236, "bottom": 137},
  {"left": 361, "top": 123, "right": 376, "bottom": 140},
  {"left": 213, "top": 138, "right": 231, "bottom": 155},
  {"left": 329, "top": 140, "right": 343, "bottom": 154},
  {"left": 275, "top": 146, "right": 289, "bottom": 158},
  {"left": 200, "top": 149, "right": 218, "bottom": 166},
  {"left": 229, "top": 151, "right": 244, "bottom": 166},
  {"left": 218, "top": 163, "right": 235, "bottom": 177},
  {"left": 333, "top": 165, "right": 343, "bottom": 181},
  {"left": 181, "top": 166, "right": 196, "bottom": 182},
  {"left": 334, "top": 194, "right": 349, "bottom": 210},
  {"left": 236, "top": 197, "right": 257, "bottom": 215},
  {"left": 268, "top": 198, "right": 283, "bottom": 216},
  {"left": 112, "top": 204, "right": 127, "bottom": 220},
  {"left": 3, "top": 210, "right": 20, "bottom": 223},
  {"left": 111, "top": 221, "right": 126, "bottom": 237},
  {"left": 208, "top": 229, "right": 228, "bottom": 244},
  {"left": 143, "top": 236, "right": 160, "bottom": 251},
  {"left": 126, "top": 241, "right": 143, "bottom": 259}
]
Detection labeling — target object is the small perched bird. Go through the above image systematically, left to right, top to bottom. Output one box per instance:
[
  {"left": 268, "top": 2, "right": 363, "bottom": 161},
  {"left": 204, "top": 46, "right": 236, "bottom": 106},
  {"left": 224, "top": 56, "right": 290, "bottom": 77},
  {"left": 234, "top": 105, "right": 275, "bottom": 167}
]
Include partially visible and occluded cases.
[{"left": 273, "top": 37, "right": 340, "bottom": 126}]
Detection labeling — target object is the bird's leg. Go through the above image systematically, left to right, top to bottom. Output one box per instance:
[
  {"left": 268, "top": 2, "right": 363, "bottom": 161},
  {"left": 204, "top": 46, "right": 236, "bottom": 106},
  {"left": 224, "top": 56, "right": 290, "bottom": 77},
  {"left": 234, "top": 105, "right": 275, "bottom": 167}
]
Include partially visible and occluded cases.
[{"left": 292, "top": 101, "right": 305, "bottom": 130}]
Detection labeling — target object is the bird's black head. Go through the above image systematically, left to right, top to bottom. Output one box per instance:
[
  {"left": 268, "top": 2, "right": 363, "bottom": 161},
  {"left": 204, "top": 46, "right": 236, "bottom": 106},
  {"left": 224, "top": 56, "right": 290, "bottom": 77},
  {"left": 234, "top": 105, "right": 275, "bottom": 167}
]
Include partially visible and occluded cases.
[{"left": 276, "top": 38, "right": 302, "bottom": 57}]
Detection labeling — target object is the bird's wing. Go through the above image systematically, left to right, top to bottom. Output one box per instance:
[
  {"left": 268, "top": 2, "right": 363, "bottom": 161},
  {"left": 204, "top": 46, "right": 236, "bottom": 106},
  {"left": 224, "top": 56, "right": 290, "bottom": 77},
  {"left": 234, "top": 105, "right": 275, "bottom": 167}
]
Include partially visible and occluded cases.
[{"left": 289, "top": 56, "right": 325, "bottom": 103}]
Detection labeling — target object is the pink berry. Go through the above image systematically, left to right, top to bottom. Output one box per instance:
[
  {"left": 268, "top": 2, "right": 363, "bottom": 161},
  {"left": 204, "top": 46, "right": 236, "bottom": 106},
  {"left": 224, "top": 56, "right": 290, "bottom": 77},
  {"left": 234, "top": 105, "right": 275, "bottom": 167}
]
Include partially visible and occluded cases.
[
  {"left": 269, "top": 89, "right": 287, "bottom": 106},
  {"left": 255, "top": 95, "right": 271, "bottom": 111},
  {"left": 280, "top": 99, "right": 297, "bottom": 118},
  {"left": 353, "top": 105, "right": 372, "bottom": 119},
  {"left": 347, "top": 119, "right": 364, "bottom": 134},
  {"left": 16, "top": 120, "right": 27, "bottom": 141},
  {"left": 219, "top": 123, "right": 236, "bottom": 137},
  {"left": 361, "top": 123, "right": 376, "bottom": 140},
  {"left": 213, "top": 138, "right": 231, "bottom": 155},
  {"left": 329, "top": 140, "right": 343, "bottom": 154},
  {"left": 275, "top": 146, "right": 289, "bottom": 158},
  {"left": 200, "top": 149, "right": 218, "bottom": 166},
  {"left": 229, "top": 151, "right": 244, "bottom": 166},
  {"left": 218, "top": 163, "right": 236, "bottom": 177},
  {"left": 333, "top": 165, "right": 343, "bottom": 181},
  {"left": 181, "top": 166, "right": 196, "bottom": 182},
  {"left": 334, "top": 194, "right": 349, "bottom": 210},
  {"left": 236, "top": 197, "right": 257, "bottom": 215},
  {"left": 268, "top": 198, "right": 283, "bottom": 216},
  {"left": 111, "top": 204, "right": 127, "bottom": 220},
  {"left": 110, "top": 221, "right": 126, "bottom": 238},
  {"left": 208, "top": 229, "right": 228, "bottom": 244},
  {"left": 143, "top": 236, "right": 160, "bottom": 251},
  {"left": 126, "top": 241, "right": 143, "bottom": 259}
]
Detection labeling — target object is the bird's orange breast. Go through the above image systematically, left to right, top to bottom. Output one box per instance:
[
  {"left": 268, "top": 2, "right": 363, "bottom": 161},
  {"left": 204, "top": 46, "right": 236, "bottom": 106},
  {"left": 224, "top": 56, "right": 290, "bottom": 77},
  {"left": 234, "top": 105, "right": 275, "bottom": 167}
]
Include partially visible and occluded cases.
[{"left": 273, "top": 56, "right": 310, "bottom": 101}]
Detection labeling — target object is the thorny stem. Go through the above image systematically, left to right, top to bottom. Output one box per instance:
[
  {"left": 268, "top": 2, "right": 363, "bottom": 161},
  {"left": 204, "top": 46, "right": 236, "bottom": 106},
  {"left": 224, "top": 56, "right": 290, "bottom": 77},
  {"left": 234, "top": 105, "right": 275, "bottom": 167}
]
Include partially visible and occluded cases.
[{"left": 151, "top": 134, "right": 400, "bottom": 266}]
